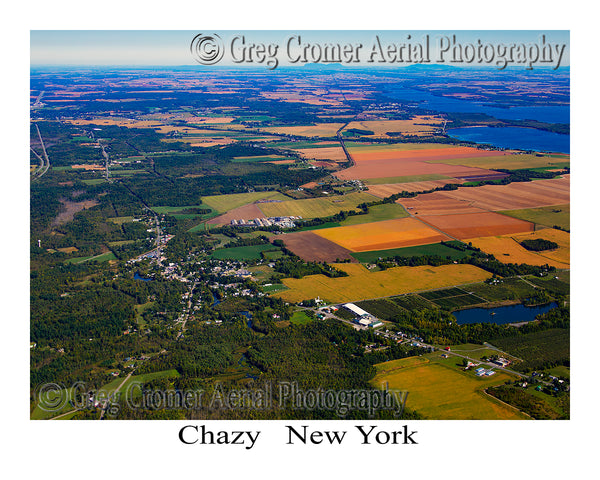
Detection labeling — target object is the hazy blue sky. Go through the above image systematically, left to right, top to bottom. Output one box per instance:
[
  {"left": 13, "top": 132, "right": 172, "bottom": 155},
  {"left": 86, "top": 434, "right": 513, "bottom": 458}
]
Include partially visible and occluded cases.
[{"left": 30, "top": 30, "right": 570, "bottom": 67}]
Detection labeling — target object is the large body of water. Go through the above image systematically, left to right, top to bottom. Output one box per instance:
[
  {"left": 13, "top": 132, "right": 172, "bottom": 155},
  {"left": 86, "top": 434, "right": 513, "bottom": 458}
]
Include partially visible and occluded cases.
[
  {"left": 384, "top": 85, "right": 569, "bottom": 124},
  {"left": 447, "top": 126, "right": 569, "bottom": 154},
  {"left": 452, "top": 302, "right": 558, "bottom": 325}
]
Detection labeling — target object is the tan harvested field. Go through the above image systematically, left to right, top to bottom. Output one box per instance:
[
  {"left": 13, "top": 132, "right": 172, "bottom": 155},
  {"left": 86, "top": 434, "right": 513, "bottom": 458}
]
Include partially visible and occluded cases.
[
  {"left": 345, "top": 116, "right": 443, "bottom": 137},
  {"left": 261, "top": 124, "right": 345, "bottom": 138},
  {"left": 349, "top": 145, "right": 505, "bottom": 162},
  {"left": 294, "top": 146, "right": 348, "bottom": 162},
  {"left": 71, "top": 164, "right": 105, "bottom": 171},
  {"left": 397, "top": 176, "right": 570, "bottom": 215},
  {"left": 438, "top": 176, "right": 570, "bottom": 211},
  {"left": 366, "top": 179, "right": 464, "bottom": 198},
  {"left": 399, "top": 192, "right": 489, "bottom": 216},
  {"left": 52, "top": 199, "right": 99, "bottom": 226},
  {"left": 207, "top": 203, "right": 267, "bottom": 225},
  {"left": 418, "top": 212, "right": 534, "bottom": 239},
  {"left": 314, "top": 217, "right": 452, "bottom": 252},
  {"left": 466, "top": 229, "right": 570, "bottom": 268},
  {"left": 278, "top": 231, "right": 357, "bottom": 262},
  {"left": 272, "top": 263, "right": 492, "bottom": 303}
]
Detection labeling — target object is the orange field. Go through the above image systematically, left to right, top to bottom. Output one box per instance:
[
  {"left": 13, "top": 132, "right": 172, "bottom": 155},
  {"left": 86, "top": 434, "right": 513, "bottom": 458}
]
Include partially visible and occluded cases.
[
  {"left": 336, "top": 145, "right": 503, "bottom": 181},
  {"left": 418, "top": 212, "right": 534, "bottom": 239},
  {"left": 314, "top": 217, "right": 451, "bottom": 252},
  {"left": 466, "top": 228, "right": 570, "bottom": 268}
]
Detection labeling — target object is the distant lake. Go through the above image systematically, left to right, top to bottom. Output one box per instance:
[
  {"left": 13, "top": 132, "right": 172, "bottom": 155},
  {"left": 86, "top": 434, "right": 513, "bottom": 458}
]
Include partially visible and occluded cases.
[
  {"left": 384, "top": 85, "right": 569, "bottom": 124},
  {"left": 447, "top": 126, "right": 570, "bottom": 154},
  {"left": 453, "top": 302, "right": 558, "bottom": 325}
]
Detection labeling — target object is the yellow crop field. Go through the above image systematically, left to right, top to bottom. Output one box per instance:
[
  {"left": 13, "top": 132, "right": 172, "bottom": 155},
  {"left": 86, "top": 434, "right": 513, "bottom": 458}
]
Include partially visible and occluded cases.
[
  {"left": 345, "top": 116, "right": 443, "bottom": 137},
  {"left": 202, "top": 191, "right": 290, "bottom": 213},
  {"left": 257, "top": 192, "right": 377, "bottom": 219},
  {"left": 314, "top": 217, "right": 450, "bottom": 251},
  {"left": 467, "top": 228, "right": 570, "bottom": 268},
  {"left": 272, "top": 263, "right": 491, "bottom": 303},
  {"left": 370, "top": 357, "right": 526, "bottom": 419}
]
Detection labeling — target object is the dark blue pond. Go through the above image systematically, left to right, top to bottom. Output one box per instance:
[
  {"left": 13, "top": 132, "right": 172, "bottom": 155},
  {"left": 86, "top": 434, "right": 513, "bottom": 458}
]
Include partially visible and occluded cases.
[
  {"left": 384, "top": 85, "right": 569, "bottom": 124},
  {"left": 447, "top": 126, "right": 569, "bottom": 154},
  {"left": 134, "top": 272, "right": 153, "bottom": 282},
  {"left": 452, "top": 302, "right": 558, "bottom": 325}
]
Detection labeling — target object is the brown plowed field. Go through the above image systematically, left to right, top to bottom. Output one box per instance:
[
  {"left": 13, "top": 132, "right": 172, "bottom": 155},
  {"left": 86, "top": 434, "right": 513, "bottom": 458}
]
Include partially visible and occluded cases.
[
  {"left": 397, "top": 176, "right": 570, "bottom": 215},
  {"left": 441, "top": 176, "right": 570, "bottom": 210},
  {"left": 367, "top": 179, "right": 464, "bottom": 198},
  {"left": 399, "top": 192, "right": 487, "bottom": 216},
  {"left": 207, "top": 203, "right": 266, "bottom": 225},
  {"left": 418, "top": 212, "right": 534, "bottom": 239},
  {"left": 278, "top": 231, "right": 358, "bottom": 262}
]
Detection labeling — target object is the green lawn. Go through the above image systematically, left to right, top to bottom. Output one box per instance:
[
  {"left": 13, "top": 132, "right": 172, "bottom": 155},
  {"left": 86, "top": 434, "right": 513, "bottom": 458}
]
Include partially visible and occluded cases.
[
  {"left": 339, "top": 203, "right": 409, "bottom": 226},
  {"left": 500, "top": 205, "right": 570, "bottom": 231},
  {"left": 65, "top": 251, "right": 117, "bottom": 264},
  {"left": 289, "top": 310, "right": 314, "bottom": 325}
]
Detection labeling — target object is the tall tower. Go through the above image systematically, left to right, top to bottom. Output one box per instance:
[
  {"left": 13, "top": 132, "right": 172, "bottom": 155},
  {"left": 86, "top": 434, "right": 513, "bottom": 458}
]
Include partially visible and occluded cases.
[{"left": 38, "top": 239, "right": 41, "bottom": 248}]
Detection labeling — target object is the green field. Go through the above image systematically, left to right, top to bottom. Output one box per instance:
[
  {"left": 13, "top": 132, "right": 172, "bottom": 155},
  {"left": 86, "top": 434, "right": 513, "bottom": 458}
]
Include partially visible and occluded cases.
[
  {"left": 426, "top": 153, "right": 570, "bottom": 170},
  {"left": 231, "top": 155, "right": 292, "bottom": 163},
  {"left": 364, "top": 173, "right": 451, "bottom": 185},
  {"left": 202, "top": 191, "right": 290, "bottom": 213},
  {"left": 258, "top": 192, "right": 378, "bottom": 219},
  {"left": 338, "top": 203, "right": 409, "bottom": 226},
  {"left": 152, "top": 204, "right": 209, "bottom": 214},
  {"left": 500, "top": 204, "right": 570, "bottom": 230},
  {"left": 107, "top": 216, "right": 135, "bottom": 224},
  {"left": 294, "top": 221, "right": 341, "bottom": 232},
  {"left": 351, "top": 241, "right": 471, "bottom": 263},
  {"left": 210, "top": 244, "right": 281, "bottom": 260},
  {"left": 65, "top": 252, "right": 117, "bottom": 264},
  {"left": 462, "top": 277, "right": 540, "bottom": 303},
  {"left": 261, "top": 283, "right": 289, "bottom": 293},
  {"left": 419, "top": 287, "right": 486, "bottom": 310},
  {"left": 390, "top": 294, "right": 437, "bottom": 311},
  {"left": 355, "top": 298, "right": 406, "bottom": 321},
  {"left": 289, "top": 310, "right": 314, "bottom": 325},
  {"left": 490, "top": 328, "right": 570, "bottom": 372},
  {"left": 370, "top": 356, "right": 526, "bottom": 419}
]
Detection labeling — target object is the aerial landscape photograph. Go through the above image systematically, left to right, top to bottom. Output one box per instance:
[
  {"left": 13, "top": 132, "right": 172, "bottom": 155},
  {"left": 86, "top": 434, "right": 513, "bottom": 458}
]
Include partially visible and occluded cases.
[{"left": 29, "top": 30, "right": 571, "bottom": 422}]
